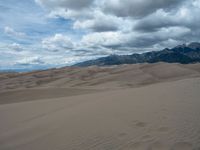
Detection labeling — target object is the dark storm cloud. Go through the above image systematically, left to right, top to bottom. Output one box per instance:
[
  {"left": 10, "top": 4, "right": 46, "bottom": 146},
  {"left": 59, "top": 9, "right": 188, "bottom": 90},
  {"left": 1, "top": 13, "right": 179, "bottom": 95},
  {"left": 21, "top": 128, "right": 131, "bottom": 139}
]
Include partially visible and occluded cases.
[
  {"left": 36, "top": 0, "right": 94, "bottom": 10},
  {"left": 103, "top": 0, "right": 185, "bottom": 18},
  {"left": 133, "top": 8, "right": 200, "bottom": 33},
  {"left": 133, "top": 12, "right": 179, "bottom": 32},
  {"left": 73, "top": 14, "right": 120, "bottom": 32},
  {"left": 90, "top": 23, "right": 118, "bottom": 32}
]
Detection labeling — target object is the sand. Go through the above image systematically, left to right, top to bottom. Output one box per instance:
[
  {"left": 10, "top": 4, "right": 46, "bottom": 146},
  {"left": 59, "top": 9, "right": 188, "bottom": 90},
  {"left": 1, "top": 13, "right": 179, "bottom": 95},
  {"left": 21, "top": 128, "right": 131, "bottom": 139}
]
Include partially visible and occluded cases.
[{"left": 0, "top": 63, "right": 200, "bottom": 150}]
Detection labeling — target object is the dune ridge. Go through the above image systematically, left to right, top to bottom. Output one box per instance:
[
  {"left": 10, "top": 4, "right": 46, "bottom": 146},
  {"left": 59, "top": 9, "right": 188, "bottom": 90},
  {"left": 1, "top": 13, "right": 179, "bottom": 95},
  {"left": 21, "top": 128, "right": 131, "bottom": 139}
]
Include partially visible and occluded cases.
[
  {"left": 0, "top": 63, "right": 200, "bottom": 91},
  {"left": 0, "top": 63, "right": 200, "bottom": 105}
]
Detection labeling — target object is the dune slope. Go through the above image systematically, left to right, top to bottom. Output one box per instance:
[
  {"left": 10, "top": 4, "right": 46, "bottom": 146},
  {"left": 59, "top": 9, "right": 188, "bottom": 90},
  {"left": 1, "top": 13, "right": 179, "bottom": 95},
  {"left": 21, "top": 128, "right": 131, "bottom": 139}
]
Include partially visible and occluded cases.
[
  {"left": 0, "top": 63, "right": 200, "bottom": 150},
  {"left": 0, "top": 77, "right": 200, "bottom": 149}
]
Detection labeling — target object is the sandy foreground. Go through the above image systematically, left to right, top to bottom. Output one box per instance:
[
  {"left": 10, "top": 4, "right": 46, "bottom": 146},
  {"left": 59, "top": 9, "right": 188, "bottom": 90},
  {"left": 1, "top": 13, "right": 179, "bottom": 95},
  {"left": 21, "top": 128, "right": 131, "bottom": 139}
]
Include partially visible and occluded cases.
[{"left": 0, "top": 63, "right": 200, "bottom": 150}]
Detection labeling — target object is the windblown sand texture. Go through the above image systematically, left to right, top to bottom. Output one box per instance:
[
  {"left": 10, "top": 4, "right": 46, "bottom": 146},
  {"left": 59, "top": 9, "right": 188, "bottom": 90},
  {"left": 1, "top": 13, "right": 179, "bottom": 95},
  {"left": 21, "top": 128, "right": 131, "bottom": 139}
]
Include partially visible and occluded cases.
[{"left": 0, "top": 63, "right": 200, "bottom": 150}]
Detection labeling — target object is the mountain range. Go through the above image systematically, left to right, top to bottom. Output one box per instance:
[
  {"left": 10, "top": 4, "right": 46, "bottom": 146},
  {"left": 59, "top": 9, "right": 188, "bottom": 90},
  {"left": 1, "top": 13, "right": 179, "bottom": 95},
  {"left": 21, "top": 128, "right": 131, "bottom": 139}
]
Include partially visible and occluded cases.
[{"left": 74, "top": 42, "right": 200, "bottom": 67}]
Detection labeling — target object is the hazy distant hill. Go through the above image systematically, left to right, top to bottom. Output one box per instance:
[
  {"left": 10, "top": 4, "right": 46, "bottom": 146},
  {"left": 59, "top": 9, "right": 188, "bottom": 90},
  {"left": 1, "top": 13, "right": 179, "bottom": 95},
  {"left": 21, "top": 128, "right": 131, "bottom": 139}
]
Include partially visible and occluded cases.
[{"left": 74, "top": 42, "right": 200, "bottom": 67}]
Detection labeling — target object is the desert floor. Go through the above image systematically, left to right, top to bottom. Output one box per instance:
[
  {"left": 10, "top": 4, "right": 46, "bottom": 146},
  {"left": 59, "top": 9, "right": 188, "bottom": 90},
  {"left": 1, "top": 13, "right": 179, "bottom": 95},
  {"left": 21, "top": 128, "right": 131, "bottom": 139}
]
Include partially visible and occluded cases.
[{"left": 0, "top": 63, "right": 200, "bottom": 150}]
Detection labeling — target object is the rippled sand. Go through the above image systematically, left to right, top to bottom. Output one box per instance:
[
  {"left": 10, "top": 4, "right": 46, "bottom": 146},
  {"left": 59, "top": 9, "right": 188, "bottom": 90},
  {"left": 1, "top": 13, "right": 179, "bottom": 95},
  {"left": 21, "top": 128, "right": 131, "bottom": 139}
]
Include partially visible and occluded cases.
[{"left": 0, "top": 63, "right": 200, "bottom": 150}]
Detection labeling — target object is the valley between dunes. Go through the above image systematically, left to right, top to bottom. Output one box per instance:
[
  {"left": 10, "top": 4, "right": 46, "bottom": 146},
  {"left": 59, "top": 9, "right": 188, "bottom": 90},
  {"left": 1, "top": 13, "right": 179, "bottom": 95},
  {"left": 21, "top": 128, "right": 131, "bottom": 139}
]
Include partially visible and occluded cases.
[{"left": 0, "top": 63, "right": 200, "bottom": 150}]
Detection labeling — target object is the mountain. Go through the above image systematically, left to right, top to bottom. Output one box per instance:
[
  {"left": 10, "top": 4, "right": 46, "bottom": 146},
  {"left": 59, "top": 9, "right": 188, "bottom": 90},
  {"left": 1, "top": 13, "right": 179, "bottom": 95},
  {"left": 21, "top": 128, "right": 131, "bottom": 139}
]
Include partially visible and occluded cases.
[{"left": 74, "top": 42, "right": 200, "bottom": 67}]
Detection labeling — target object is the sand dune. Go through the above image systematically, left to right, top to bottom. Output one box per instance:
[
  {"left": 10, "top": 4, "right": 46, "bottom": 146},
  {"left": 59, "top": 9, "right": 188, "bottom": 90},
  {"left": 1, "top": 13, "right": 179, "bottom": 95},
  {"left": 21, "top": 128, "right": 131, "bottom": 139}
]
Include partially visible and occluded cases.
[
  {"left": 0, "top": 63, "right": 200, "bottom": 150},
  {"left": 0, "top": 63, "right": 200, "bottom": 92},
  {"left": 0, "top": 63, "right": 200, "bottom": 104}
]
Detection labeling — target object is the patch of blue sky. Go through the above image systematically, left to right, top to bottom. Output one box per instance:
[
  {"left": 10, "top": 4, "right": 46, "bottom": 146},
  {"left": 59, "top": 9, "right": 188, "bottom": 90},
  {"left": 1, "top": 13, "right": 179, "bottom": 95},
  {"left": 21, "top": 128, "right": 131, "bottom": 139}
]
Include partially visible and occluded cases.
[{"left": 0, "top": 0, "right": 84, "bottom": 45}]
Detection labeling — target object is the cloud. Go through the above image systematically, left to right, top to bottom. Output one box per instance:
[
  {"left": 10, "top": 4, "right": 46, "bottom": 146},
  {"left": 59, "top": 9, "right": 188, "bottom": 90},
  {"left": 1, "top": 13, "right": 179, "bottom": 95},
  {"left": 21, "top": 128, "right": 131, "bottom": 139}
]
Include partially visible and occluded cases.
[
  {"left": 31, "top": 0, "right": 200, "bottom": 65},
  {"left": 35, "top": 0, "right": 94, "bottom": 10},
  {"left": 36, "top": 0, "right": 185, "bottom": 19},
  {"left": 103, "top": 0, "right": 185, "bottom": 18},
  {"left": 133, "top": 3, "right": 200, "bottom": 32},
  {"left": 73, "top": 11, "right": 121, "bottom": 32},
  {"left": 4, "top": 26, "right": 26, "bottom": 38},
  {"left": 80, "top": 26, "right": 190, "bottom": 51},
  {"left": 128, "top": 26, "right": 191, "bottom": 48},
  {"left": 81, "top": 31, "right": 124, "bottom": 48},
  {"left": 42, "top": 34, "right": 74, "bottom": 51},
  {"left": 8, "top": 43, "right": 24, "bottom": 51},
  {"left": 16, "top": 56, "right": 45, "bottom": 66}
]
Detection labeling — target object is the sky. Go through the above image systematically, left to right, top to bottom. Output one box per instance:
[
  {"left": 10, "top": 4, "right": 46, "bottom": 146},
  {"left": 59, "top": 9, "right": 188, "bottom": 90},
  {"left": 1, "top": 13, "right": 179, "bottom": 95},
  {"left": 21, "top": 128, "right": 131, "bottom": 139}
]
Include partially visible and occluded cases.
[{"left": 0, "top": 0, "right": 200, "bottom": 71}]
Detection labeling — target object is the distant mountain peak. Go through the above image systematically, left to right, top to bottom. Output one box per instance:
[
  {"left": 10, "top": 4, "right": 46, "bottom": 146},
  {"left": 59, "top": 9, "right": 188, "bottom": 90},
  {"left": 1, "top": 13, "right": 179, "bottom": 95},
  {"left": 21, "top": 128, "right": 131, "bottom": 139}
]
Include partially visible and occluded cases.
[
  {"left": 74, "top": 42, "right": 200, "bottom": 67},
  {"left": 188, "top": 42, "right": 200, "bottom": 49},
  {"left": 175, "top": 44, "right": 187, "bottom": 49}
]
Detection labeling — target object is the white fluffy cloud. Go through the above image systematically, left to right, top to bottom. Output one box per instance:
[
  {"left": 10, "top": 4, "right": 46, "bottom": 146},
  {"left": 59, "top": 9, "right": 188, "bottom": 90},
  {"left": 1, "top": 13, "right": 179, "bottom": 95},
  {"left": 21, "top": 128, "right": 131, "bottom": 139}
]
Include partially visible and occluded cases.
[
  {"left": 81, "top": 31, "right": 124, "bottom": 47},
  {"left": 42, "top": 34, "right": 74, "bottom": 51},
  {"left": 16, "top": 56, "right": 45, "bottom": 65}
]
